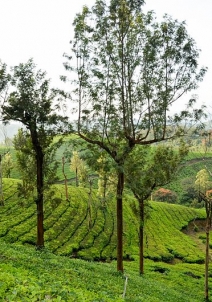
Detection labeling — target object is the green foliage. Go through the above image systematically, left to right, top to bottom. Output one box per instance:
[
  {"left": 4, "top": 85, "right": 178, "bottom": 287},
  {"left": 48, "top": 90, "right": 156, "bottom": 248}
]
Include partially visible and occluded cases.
[
  {"left": 67, "top": 0, "right": 207, "bottom": 151},
  {"left": 1, "top": 59, "right": 72, "bottom": 247},
  {"left": 2, "top": 59, "right": 70, "bottom": 135},
  {"left": 13, "top": 129, "right": 36, "bottom": 198},
  {"left": 125, "top": 143, "right": 188, "bottom": 202},
  {"left": 1, "top": 152, "right": 14, "bottom": 178},
  {"left": 195, "top": 168, "right": 212, "bottom": 194}
]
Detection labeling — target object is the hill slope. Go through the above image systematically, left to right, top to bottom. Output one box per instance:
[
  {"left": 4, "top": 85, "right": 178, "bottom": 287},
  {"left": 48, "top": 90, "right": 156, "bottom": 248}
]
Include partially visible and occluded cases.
[
  {"left": 165, "top": 155, "right": 212, "bottom": 203},
  {"left": 0, "top": 179, "right": 206, "bottom": 264},
  {"left": 0, "top": 239, "right": 210, "bottom": 301}
]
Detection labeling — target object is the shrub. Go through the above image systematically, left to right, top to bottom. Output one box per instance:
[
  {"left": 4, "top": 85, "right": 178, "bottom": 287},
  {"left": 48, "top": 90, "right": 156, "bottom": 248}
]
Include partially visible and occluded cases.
[{"left": 153, "top": 188, "right": 178, "bottom": 203}]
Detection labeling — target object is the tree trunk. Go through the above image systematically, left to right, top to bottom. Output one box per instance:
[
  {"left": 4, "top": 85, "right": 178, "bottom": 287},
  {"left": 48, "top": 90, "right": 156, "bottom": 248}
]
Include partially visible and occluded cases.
[
  {"left": 30, "top": 128, "right": 44, "bottom": 249},
  {"left": 36, "top": 146, "right": 44, "bottom": 248},
  {"left": 0, "top": 155, "right": 4, "bottom": 206},
  {"left": 62, "top": 157, "right": 68, "bottom": 201},
  {"left": 75, "top": 167, "right": 78, "bottom": 187},
  {"left": 117, "top": 170, "right": 124, "bottom": 272},
  {"left": 103, "top": 174, "right": 107, "bottom": 206},
  {"left": 88, "top": 179, "right": 92, "bottom": 229},
  {"left": 36, "top": 195, "right": 44, "bottom": 248},
  {"left": 139, "top": 199, "right": 144, "bottom": 275},
  {"left": 205, "top": 216, "right": 210, "bottom": 301}
]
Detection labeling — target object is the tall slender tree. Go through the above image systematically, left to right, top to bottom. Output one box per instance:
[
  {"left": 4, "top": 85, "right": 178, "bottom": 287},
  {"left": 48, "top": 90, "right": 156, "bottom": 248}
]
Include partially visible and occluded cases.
[
  {"left": 65, "top": 0, "right": 207, "bottom": 271},
  {"left": 1, "top": 59, "right": 69, "bottom": 248},
  {"left": 0, "top": 61, "right": 10, "bottom": 206},
  {"left": 125, "top": 142, "right": 188, "bottom": 274},
  {"left": 70, "top": 150, "right": 82, "bottom": 187},
  {"left": 2, "top": 152, "right": 14, "bottom": 178},
  {"left": 195, "top": 168, "right": 212, "bottom": 301}
]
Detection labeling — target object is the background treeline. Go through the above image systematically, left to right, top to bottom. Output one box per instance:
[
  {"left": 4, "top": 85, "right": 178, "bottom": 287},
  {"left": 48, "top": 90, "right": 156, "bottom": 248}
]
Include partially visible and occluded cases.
[{"left": 1, "top": 133, "right": 212, "bottom": 207}]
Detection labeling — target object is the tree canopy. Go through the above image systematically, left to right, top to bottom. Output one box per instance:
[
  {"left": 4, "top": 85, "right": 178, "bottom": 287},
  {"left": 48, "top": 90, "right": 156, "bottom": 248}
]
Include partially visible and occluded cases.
[
  {"left": 64, "top": 0, "right": 207, "bottom": 272},
  {"left": 65, "top": 0, "right": 207, "bottom": 153},
  {"left": 1, "top": 59, "right": 70, "bottom": 248}
]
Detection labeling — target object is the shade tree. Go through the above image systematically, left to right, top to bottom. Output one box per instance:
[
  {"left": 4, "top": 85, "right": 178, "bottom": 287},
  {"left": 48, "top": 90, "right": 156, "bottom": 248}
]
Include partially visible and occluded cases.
[
  {"left": 64, "top": 0, "right": 207, "bottom": 271},
  {"left": 1, "top": 59, "right": 70, "bottom": 248},
  {"left": 0, "top": 61, "right": 11, "bottom": 205},
  {"left": 13, "top": 128, "right": 63, "bottom": 202},
  {"left": 125, "top": 142, "right": 188, "bottom": 274},
  {"left": 195, "top": 169, "right": 212, "bottom": 301}
]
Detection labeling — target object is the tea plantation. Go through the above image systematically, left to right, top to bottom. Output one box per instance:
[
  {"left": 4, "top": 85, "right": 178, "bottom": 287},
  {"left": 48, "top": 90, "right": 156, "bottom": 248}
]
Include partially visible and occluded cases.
[{"left": 0, "top": 178, "right": 212, "bottom": 301}]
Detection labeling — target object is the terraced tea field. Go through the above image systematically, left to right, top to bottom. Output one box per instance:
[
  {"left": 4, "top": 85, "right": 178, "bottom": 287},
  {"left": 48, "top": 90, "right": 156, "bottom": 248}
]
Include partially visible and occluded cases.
[
  {"left": 0, "top": 178, "right": 207, "bottom": 264},
  {"left": 0, "top": 239, "right": 210, "bottom": 301}
]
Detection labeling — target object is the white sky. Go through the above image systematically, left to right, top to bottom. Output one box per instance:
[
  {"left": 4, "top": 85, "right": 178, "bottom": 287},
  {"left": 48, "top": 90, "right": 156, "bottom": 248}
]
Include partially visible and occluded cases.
[{"left": 0, "top": 0, "right": 211, "bottom": 110}]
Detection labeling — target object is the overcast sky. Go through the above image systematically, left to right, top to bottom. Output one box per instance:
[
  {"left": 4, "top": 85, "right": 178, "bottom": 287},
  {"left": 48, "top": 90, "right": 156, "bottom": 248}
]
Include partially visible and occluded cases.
[{"left": 0, "top": 0, "right": 211, "bottom": 110}]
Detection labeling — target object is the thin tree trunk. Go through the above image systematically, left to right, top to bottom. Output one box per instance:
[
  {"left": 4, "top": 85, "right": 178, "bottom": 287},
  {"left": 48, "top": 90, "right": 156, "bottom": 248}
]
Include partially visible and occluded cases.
[
  {"left": 36, "top": 148, "right": 44, "bottom": 248},
  {"left": 0, "top": 155, "right": 4, "bottom": 206},
  {"left": 62, "top": 157, "right": 68, "bottom": 201},
  {"left": 75, "top": 167, "right": 78, "bottom": 187},
  {"left": 117, "top": 171, "right": 124, "bottom": 272},
  {"left": 103, "top": 175, "right": 107, "bottom": 206},
  {"left": 88, "top": 179, "right": 92, "bottom": 229},
  {"left": 200, "top": 194, "right": 212, "bottom": 301},
  {"left": 36, "top": 195, "right": 44, "bottom": 248},
  {"left": 139, "top": 199, "right": 144, "bottom": 275},
  {"left": 205, "top": 216, "right": 210, "bottom": 301}
]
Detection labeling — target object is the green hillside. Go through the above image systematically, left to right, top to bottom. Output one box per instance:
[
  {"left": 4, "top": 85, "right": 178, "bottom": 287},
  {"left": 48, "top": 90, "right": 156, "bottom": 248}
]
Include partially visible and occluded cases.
[
  {"left": 165, "top": 155, "right": 212, "bottom": 203},
  {"left": 0, "top": 178, "right": 207, "bottom": 264},
  {"left": 1, "top": 178, "right": 212, "bottom": 301},
  {"left": 0, "top": 239, "right": 210, "bottom": 302}
]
